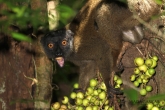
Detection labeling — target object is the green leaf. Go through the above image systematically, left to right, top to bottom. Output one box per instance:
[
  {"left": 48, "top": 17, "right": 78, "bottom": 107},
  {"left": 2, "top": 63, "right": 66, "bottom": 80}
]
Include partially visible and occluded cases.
[
  {"left": 155, "top": 0, "right": 163, "bottom": 5},
  {"left": 57, "top": 4, "right": 75, "bottom": 24},
  {"left": 11, "top": 6, "right": 26, "bottom": 18},
  {"left": 12, "top": 32, "right": 32, "bottom": 42},
  {"left": 123, "top": 89, "right": 139, "bottom": 104},
  {"left": 146, "top": 94, "right": 165, "bottom": 102}
]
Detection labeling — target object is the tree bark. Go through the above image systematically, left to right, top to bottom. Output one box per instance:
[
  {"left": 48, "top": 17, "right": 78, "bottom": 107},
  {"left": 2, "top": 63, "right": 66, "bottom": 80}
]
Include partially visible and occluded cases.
[
  {"left": 0, "top": 0, "right": 55, "bottom": 109},
  {"left": 30, "top": 0, "right": 54, "bottom": 109}
]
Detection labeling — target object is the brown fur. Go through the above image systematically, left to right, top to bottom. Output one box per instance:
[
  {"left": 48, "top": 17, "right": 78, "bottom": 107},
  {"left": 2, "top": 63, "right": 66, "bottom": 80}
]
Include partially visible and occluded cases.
[
  {"left": 65, "top": 0, "right": 159, "bottom": 91},
  {"left": 40, "top": 1, "right": 160, "bottom": 109}
]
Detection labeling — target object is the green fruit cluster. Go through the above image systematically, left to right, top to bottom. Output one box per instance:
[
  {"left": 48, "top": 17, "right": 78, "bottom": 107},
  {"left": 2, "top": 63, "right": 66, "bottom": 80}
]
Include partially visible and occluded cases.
[
  {"left": 131, "top": 56, "right": 158, "bottom": 96},
  {"left": 113, "top": 75, "right": 123, "bottom": 89},
  {"left": 51, "top": 79, "right": 114, "bottom": 110},
  {"left": 146, "top": 100, "right": 165, "bottom": 110},
  {"left": 52, "top": 102, "right": 68, "bottom": 110}
]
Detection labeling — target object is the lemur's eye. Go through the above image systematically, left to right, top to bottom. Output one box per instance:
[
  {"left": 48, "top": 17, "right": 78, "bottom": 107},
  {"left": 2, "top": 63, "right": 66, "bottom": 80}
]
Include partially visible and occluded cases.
[
  {"left": 62, "top": 40, "right": 67, "bottom": 46},
  {"left": 48, "top": 43, "right": 54, "bottom": 48}
]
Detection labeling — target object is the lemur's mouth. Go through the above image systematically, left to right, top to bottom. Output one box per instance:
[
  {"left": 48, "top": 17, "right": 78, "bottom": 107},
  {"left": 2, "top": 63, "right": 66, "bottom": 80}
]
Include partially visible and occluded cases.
[{"left": 55, "top": 57, "right": 64, "bottom": 67}]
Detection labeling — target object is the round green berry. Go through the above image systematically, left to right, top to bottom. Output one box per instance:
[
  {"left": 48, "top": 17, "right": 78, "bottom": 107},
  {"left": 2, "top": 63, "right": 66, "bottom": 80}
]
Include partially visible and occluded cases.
[
  {"left": 152, "top": 56, "right": 158, "bottom": 61},
  {"left": 134, "top": 57, "right": 144, "bottom": 66},
  {"left": 145, "top": 59, "right": 153, "bottom": 67},
  {"left": 150, "top": 59, "right": 157, "bottom": 68},
  {"left": 138, "top": 64, "right": 148, "bottom": 72},
  {"left": 134, "top": 68, "right": 141, "bottom": 74},
  {"left": 148, "top": 68, "right": 156, "bottom": 76},
  {"left": 145, "top": 70, "right": 152, "bottom": 77},
  {"left": 114, "top": 75, "right": 118, "bottom": 81},
  {"left": 130, "top": 75, "right": 136, "bottom": 81},
  {"left": 116, "top": 78, "right": 123, "bottom": 85},
  {"left": 137, "top": 78, "right": 142, "bottom": 84},
  {"left": 90, "top": 79, "right": 97, "bottom": 87},
  {"left": 142, "top": 79, "right": 149, "bottom": 83},
  {"left": 134, "top": 81, "right": 139, "bottom": 87},
  {"left": 100, "top": 82, "right": 107, "bottom": 90},
  {"left": 73, "top": 83, "right": 79, "bottom": 89},
  {"left": 145, "top": 85, "right": 152, "bottom": 92},
  {"left": 86, "top": 87, "right": 94, "bottom": 95},
  {"left": 140, "top": 89, "right": 147, "bottom": 96},
  {"left": 93, "top": 90, "right": 99, "bottom": 96},
  {"left": 99, "top": 91, "right": 106, "bottom": 100},
  {"left": 70, "top": 92, "right": 77, "bottom": 99},
  {"left": 77, "top": 92, "right": 84, "bottom": 99},
  {"left": 62, "top": 96, "right": 69, "bottom": 104},
  {"left": 90, "top": 97, "right": 96, "bottom": 103},
  {"left": 76, "top": 98, "right": 83, "bottom": 105},
  {"left": 82, "top": 99, "right": 89, "bottom": 106},
  {"left": 94, "top": 100, "right": 100, "bottom": 106},
  {"left": 159, "top": 100, "right": 165, "bottom": 106},
  {"left": 146, "top": 103, "right": 153, "bottom": 110},
  {"left": 77, "top": 106, "right": 84, "bottom": 110},
  {"left": 86, "top": 106, "right": 93, "bottom": 110},
  {"left": 93, "top": 106, "right": 99, "bottom": 110},
  {"left": 151, "top": 106, "right": 159, "bottom": 110}
]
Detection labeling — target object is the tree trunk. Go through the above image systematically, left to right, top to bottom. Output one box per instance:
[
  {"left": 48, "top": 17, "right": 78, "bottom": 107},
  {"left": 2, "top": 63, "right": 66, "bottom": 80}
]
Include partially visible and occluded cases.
[
  {"left": 0, "top": 0, "right": 57, "bottom": 109},
  {"left": 31, "top": 0, "right": 54, "bottom": 109},
  {"left": 0, "top": 35, "right": 34, "bottom": 110}
]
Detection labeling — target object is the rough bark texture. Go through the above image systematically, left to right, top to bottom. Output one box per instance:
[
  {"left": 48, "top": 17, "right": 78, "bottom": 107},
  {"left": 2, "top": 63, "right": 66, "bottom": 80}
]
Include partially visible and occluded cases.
[
  {"left": 0, "top": 0, "right": 54, "bottom": 110},
  {"left": 31, "top": 0, "right": 53, "bottom": 109},
  {"left": 0, "top": 35, "right": 34, "bottom": 110},
  {"left": 32, "top": 37, "right": 53, "bottom": 110}
]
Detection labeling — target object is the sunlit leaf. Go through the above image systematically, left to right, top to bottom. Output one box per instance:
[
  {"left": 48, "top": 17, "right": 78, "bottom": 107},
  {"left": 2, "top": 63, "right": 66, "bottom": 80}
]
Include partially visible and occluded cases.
[
  {"left": 154, "top": 0, "right": 163, "bottom": 5},
  {"left": 57, "top": 4, "right": 75, "bottom": 24},
  {"left": 11, "top": 6, "right": 26, "bottom": 17},
  {"left": 12, "top": 32, "right": 32, "bottom": 42}
]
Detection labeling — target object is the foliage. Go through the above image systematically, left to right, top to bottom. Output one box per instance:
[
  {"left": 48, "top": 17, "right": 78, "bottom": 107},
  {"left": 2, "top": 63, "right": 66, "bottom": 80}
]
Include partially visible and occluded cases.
[
  {"left": 0, "top": 0, "right": 85, "bottom": 42},
  {"left": 0, "top": 0, "right": 45, "bottom": 30},
  {"left": 0, "top": 0, "right": 47, "bottom": 42},
  {"left": 57, "top": 0, "right": 86, "bottom": 28},
  {"left": 154, "top": 0, "right": 163, "bottom": 5},
  {"left": 57, "top": 4, "right": 76, "bottom": 27},
  {"left": 12, "top": 32, "right": 32, "bottom": 42},
  {"left": 123, "top": 89, "right": 139, "bottom": 104}
]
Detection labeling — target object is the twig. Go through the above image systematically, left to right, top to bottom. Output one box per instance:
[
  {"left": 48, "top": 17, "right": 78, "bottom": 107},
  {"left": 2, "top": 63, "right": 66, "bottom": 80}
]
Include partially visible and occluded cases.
[
  {"left": 135, "top": 46, "right": 144, "bottom": 57},
  {"left": 23, "top": 72, "right": 38, "bottom": 85}
]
